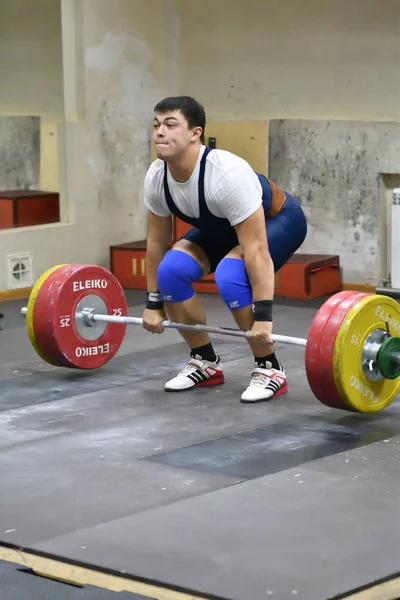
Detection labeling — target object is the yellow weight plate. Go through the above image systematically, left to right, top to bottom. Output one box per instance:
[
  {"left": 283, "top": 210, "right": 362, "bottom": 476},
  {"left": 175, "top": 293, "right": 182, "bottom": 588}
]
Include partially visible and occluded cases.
[
  {"left": 26, "top": 264, "right": 68, "bottom": 365},
  {"left": 333, "top": 294, "right": 400, "bottom": 413}
]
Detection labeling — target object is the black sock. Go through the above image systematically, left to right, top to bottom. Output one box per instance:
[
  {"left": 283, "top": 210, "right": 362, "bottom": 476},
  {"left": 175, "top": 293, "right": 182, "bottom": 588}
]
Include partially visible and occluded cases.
[
  {"left": 191, "top": 342, "right": 217, "bottom": 363},
  {"left": 255, "top": 352, "right": 281, "bottom": 370}
]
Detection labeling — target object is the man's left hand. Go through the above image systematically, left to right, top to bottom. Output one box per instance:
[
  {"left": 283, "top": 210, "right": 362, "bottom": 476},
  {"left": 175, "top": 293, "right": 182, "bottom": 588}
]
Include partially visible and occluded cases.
[{"left": 250, "top": 320, "right": 274, "bottom": 346}]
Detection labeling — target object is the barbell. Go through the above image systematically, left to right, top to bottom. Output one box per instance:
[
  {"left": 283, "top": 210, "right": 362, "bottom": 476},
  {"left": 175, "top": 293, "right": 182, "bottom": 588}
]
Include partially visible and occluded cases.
[{"left": 20, "top": 263, "right": 400, "bottom": 414}]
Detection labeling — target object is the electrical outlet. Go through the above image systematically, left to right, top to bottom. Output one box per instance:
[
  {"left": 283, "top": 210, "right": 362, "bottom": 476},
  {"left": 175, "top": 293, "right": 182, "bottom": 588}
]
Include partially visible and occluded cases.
[{"left": 7, "top": 253, "right": 33, "bottom": 289}]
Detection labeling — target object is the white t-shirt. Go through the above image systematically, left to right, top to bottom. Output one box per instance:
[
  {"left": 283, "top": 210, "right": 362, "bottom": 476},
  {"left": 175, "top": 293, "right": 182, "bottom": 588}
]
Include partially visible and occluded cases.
[{"left": 143, "top": 146, "right": 263, "bottom": 227}]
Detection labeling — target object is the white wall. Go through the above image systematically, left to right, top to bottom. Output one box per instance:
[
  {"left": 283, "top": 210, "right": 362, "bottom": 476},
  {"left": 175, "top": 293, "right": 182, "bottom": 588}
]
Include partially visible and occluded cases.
[
  {"left": 0, "top": 0, "right": 179, "bottom": 291},
  {"left": 0, "top": 0, "right": 64, "bottom": 117},
  {"left": 0, "top": 0, "right": 398, "bottom": 291},
  {"left": 173, "top": 0, "right": 400, "bottom": 122},
  {"left": 173, "top": 0, "right": 400, "bottom": 286}
]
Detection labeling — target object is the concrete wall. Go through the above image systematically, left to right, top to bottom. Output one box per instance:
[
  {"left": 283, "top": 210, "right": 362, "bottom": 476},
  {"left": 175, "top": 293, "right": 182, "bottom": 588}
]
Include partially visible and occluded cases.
[
  {"left": 0, "top": 0, "right": 179, "bottom": 291},
  {"left": 0, "top": 0, "right": 399, "bottom": 291},
  {"left": 173, "top": 0, "right": 400, "bottom": 285},
  {"left": 174, "top": 0, "right": 400, "bottom": 122},
  {"left": 0, "top": 117, "right": 40, "bottom": 191},
  {"left": 268, "top": 120, "right": 400, "bottom": 286}
]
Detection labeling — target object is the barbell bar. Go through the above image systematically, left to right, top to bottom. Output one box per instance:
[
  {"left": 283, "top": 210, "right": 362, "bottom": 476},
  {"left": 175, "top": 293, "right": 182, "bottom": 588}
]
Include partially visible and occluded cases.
[
  {"left": 19, "top": 263, "right": 400, "bottom": 414},
  {"left": 21, "top": 302, "right": 400, "bottom": 365},
  {"left": 20, "top": 305, "right": 309, "bottom": 345},
  {"left": 21, "top": 305, "right": 400, "bottom": 364},
  {"left": 31, "top": 306, "right": 308, "bottom": 347}
]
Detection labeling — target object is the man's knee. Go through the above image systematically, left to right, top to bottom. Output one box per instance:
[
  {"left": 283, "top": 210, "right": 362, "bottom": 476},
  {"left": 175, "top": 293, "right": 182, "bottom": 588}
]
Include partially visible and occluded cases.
[
  {"left": 173, "top": 239, "right": 210, "bottom": 274},
  {"left": 158, "top": 249, "right": 203, "bottom": 303},
  {"left": 214, "top": 258, "right": 252, "bottom": 310}
]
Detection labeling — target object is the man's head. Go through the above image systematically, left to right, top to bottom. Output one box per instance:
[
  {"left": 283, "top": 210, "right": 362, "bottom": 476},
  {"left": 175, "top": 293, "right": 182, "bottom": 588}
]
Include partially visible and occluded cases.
[{"left": 153, "top": 96, "right": 206, "bottom": 160}]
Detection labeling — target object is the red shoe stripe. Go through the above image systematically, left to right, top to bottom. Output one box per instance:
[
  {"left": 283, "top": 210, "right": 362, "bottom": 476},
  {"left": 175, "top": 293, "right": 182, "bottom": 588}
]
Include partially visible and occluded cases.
[
  {"left": 195, "top": 373, "right": 224, "bottom": 387},
  {"left": 273, "top": 383, "right": 288, "bottom": 397}
]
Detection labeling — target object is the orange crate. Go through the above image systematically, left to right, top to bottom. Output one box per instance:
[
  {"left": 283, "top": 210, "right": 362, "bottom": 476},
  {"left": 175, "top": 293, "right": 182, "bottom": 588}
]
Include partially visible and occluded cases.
[
  {"left": 0, "top": 190, "right": 60, "bottom": 229},
  {"left": 174, "top": 216, "right": 191, "bottom": 240},
  {"left": 110, "top": 239, "right": 219, "bottom": 292},
  {"left": 110, "top": 241, "right": 148, "bottom": 290},
  {"left": 110, "top": 242, "right": 340, "bottom": 300},
  {"left": 275, "top": 254, "right": 340, "bottom": 299},
  {"left": 193, "top": 274, "right": 218, "bottom": 294}
]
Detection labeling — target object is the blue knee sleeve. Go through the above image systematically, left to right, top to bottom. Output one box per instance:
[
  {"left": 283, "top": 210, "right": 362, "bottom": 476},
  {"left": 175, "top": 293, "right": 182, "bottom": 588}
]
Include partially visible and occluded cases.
[
  {"left": 157, "top": 250, "right": 203, "bottom": 303},
  {"left": 214, "top": 258, "right": 252, "bottom": 311}
]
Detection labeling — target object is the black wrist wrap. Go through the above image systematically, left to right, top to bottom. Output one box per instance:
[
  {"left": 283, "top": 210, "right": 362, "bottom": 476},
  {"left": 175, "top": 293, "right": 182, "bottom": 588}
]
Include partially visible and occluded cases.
[
  {"left": 146, "top": 291, "right": 164, "bottom": 310},
  {"left": 252, "top": 300, "right": 273, "bottom": 322}
]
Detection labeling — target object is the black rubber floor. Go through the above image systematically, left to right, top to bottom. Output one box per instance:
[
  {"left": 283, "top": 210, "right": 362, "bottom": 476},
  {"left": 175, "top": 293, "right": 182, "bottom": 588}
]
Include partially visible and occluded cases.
[{"left": 1, "top": 290, "right": 399, "bottom": 600}]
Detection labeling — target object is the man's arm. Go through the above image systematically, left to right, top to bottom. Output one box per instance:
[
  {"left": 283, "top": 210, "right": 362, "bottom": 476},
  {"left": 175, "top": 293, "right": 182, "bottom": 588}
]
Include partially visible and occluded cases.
[
  {"left": 234, "top": 206, "right": 274, "bottom": 302},
  {"left": 146, "top": 211, "right": 173, "bottom": 292}
]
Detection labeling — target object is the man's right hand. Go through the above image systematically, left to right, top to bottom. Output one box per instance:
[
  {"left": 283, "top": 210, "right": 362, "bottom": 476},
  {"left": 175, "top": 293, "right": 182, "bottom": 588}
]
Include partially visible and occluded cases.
[{"left": 142, "top": 308, "right": 168, "bottom": 334}]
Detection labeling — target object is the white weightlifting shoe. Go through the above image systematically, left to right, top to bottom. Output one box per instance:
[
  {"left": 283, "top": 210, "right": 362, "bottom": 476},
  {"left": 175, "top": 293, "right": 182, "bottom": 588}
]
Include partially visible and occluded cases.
[
  {"left": 165, "top": 355, "right": 224, "bottom": 392},
  {"left": 241, "top": 362, "right": 287, "bottom": 403}
]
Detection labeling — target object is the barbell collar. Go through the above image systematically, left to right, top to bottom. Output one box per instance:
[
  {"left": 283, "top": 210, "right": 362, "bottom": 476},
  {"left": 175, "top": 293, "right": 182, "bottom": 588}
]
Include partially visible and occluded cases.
[{"left": 79, "top": 307, "right": 99, "bottom": 328}]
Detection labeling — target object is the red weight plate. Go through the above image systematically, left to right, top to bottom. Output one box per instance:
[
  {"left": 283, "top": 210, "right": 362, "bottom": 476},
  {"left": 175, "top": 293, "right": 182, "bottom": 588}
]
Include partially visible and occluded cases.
[
  {"left": 27, "top": 264, "right": 70, "bottom": 367},
  {"left": 34, "top": 264, "right": 128, "bottom": 369},
  {"left": 44, "top": 265, "right": 128, "bottom": 369},
  {"left": 33, "top": 266, "right": 83, "bottom": 367},
  {"left": 305, "top": 291, "right": 367, "bottom": 410},
  {"left": 306, "top": 291, "right": 355, "bottom": 407},
  {"left": 317, "top": 291, "right": 369, "bottom": 410}
]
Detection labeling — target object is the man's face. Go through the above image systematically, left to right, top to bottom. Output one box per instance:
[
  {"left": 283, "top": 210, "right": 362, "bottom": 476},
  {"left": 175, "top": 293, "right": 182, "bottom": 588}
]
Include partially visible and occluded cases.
[{"left": 153, "top": 110, "right": 200, "bottom": 159}]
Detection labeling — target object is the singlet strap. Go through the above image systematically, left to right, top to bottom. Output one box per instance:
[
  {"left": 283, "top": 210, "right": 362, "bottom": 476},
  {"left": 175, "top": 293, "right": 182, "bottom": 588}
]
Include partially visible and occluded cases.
[{"left": 198, "top": 146, "right": 213, "bottom": 218}]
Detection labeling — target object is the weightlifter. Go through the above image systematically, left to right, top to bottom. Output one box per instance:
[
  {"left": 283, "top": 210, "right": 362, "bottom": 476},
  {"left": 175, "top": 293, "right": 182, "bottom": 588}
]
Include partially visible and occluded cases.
[{"left": 142, "top": 96, "right": 307, "bottom": 402}]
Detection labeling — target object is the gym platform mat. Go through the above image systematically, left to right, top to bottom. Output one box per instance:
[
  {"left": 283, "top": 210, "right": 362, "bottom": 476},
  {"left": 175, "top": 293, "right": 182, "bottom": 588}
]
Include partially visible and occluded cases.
[{"left": 1, "top": 292, "right": 399, "bottom": 600}]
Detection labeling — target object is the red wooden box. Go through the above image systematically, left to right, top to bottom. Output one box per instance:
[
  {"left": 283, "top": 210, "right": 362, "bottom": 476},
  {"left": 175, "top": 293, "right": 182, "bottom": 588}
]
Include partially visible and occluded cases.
[
  {"left": 0, "top": 190, "right": 60, "bottom": 230},
  {"left": 174, "top": 216, "right": 191, "bottom": 241},
  {"left": 174, "top": 219, "right": 341, "bottom": 298},
  {"left": 110, "top": 238, "right": 340, "bottom": 300},
  {"left": 110, "top": 238, "right": 217, "bottom": 293},
  {"left": 110, "top": 241, "right": 148, "bottom": 290},
  {"left": 274, "top": 253, "right": 341, "bottom": 299}
]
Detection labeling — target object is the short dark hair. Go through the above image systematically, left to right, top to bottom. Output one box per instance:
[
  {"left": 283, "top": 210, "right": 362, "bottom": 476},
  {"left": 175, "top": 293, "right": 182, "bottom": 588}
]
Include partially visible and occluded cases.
[{"left": 154, "top": 96, "right": 206, "bottom": 143}]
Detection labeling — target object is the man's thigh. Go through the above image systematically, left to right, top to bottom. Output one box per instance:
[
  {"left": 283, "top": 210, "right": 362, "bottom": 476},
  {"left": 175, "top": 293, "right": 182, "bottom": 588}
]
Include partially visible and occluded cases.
[
  {"left": 222, "top": 196, "right": 307, "bottom": 272},
  {"left": 176, "top": 228, "right": 236, "bottom": 275},
  {"left": 173, "top": 239, "right": 210, "bottom": 277},
  {"left": 223, "top": 245, "right": 243, "bottom": 260}
]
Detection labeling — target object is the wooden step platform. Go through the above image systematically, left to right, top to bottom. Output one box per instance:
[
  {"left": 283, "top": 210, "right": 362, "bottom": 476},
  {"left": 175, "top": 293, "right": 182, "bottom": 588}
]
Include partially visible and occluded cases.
[
  {"left": 0, "top": 190, "right": 60, "bottom": 229},
  {"left": 110, "top": 241, "right": 341, "bottom": 299}
]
